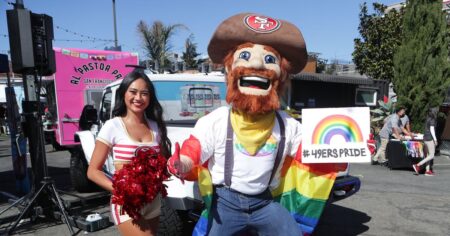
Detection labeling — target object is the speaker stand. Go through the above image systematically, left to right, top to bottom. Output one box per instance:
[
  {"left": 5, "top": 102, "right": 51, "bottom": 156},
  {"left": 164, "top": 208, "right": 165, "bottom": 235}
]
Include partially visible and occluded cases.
[{"left": 7, "top": 177, "right": 75, "bottom": 235}]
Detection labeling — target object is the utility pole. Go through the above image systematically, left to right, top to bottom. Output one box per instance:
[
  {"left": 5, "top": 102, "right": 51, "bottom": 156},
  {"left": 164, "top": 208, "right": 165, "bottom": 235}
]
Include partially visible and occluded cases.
[
  {"left": 13, "top": 0, "right": 24, "bottom": 9},
  {"left": 112, "top": 0, "right": 118, "bottom": 49}
]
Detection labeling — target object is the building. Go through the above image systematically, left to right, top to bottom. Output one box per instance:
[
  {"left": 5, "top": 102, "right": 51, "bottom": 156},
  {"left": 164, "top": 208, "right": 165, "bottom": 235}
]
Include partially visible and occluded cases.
[
  {"left": 387, "top": 0, "right": 450, "bottom": 22},
  {"left": 324, "top": 62, "right": 366, "bottom": 77},
  {"left": 287, "top": 73, "right": 388, "bottom": 110}
]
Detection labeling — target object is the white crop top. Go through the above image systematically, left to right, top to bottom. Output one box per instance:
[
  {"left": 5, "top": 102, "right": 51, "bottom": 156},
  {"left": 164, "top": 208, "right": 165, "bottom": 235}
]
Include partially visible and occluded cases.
[{"left": 96, "top": 117, "right": 161, "bottom": 162}]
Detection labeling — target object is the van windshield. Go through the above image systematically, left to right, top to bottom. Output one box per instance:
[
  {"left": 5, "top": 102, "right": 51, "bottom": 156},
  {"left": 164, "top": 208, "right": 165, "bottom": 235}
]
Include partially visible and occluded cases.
[{"left": 153, "top": 81, "right": 228, "bottom": 124}]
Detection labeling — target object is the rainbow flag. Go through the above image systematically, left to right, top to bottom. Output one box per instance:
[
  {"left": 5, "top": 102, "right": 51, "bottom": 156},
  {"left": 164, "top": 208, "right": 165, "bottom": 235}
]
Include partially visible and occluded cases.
[
  {"left": 402, "top": 141, "right": 424, "bottom": 158},
  {"left": 190, "top": 155, "right": 339, "bottom": 236},
  {"left": 272, "top": 156, "right": 337, "bottom": 235},
  {"left": 190, "top": 166, "right": 213, "bottom": 236}
]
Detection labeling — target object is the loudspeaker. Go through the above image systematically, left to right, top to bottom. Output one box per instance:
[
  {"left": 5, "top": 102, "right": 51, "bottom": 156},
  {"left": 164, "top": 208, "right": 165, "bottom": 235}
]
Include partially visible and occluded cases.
[
  {"left": 6, "top": 8, "right": 35, "bottom": 73},
  {"left": 7, "top": 9, "right": 56, "bottom": 76},
  {"left": 30, "top": 13, "right": 55, "bottom": 76},
  {"left": 0, "top": 54, "right": 9, "bottom": 73}
]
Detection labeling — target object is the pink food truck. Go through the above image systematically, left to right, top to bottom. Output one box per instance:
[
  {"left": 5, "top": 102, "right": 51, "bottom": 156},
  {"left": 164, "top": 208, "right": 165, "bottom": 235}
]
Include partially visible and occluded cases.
[{"left": 43, "top": 48, "right": 138, "bottom": 150}]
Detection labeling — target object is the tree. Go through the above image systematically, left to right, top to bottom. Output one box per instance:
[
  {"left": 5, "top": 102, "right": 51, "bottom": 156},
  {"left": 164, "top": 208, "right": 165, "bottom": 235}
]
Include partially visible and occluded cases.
[
  {"left": 393, "top": 0, "right": 450, "bottom": 131},
  {"left": 352, "top": 3, "right": 403, "bottom": 81},
  {"left": 137, "top": 21, "right": 186, "bottom": 73},
  {"left": 181, "top": 34, "right": 200, "bottom": 69},
  {"left": 308, "top": 52, "right": 328, "bottom": 73},
  {"left": 316, "top": 58, "right": 328, "bottom": 74},
  {"left": 325, "top": 59, "right": 338, "bottom": 75}
]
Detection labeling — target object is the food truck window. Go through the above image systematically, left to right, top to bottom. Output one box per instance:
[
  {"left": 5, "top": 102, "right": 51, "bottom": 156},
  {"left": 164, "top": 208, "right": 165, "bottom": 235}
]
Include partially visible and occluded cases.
[
  {"left": 85, "top": 90, "right": 104, "bottom": 111},
  {"left": 100, "top": 90, "right": 112, "bottom": 122}
]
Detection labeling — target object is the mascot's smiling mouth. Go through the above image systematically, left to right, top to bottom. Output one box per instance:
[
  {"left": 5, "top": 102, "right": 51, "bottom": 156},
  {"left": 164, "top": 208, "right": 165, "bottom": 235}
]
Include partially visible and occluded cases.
[
  {"left": 238, "top": 76, "right": 272, "bottom": 96},
  {"left": 239, "top": 76, "right": 271, "bottom": 90}
]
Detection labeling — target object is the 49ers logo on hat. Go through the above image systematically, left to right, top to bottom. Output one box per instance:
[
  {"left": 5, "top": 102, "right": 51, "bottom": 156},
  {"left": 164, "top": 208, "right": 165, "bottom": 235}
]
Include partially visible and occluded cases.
[{"left": 244, "top": 15, "right": 281, "bottom": 33}]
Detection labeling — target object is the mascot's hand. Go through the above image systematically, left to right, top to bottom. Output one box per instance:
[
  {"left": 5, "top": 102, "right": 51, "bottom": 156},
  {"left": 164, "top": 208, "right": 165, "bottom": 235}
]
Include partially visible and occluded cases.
[{"left": 167, "top": 143, "right": 185, "bottom": 183}]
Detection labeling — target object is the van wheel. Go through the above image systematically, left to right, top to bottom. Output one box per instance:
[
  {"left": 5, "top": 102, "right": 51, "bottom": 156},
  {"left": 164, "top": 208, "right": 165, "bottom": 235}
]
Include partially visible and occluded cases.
[
  {"left": 70, "top": 148, "right": 99, "bottom": 192},
  {"left": 158, "top": 201, "right": 183, "bottom": 236}
]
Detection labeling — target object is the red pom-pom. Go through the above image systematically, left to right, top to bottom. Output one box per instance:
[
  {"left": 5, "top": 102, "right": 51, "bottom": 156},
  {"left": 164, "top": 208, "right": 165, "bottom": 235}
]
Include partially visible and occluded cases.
[{"left": 111, "top": 146, "right": 170, "bottom": 220}]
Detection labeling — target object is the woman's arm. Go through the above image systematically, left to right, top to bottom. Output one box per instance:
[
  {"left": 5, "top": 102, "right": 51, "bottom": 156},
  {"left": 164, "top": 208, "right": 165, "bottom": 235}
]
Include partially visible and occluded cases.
[
  {"left": 406, "top": 122, "right": 412, "bottom": 134},
  {"left": 430, "top": 126, "right": 437, "bottom": 145},
  {"left": 87, "top": 141, "right": 113, "bottom": 192}
]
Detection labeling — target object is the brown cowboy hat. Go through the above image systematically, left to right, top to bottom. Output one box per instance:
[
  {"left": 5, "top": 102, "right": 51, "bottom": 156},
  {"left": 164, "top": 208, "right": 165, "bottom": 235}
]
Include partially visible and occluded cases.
[{"left": 208, "top": 13, "right": 307, "bottom": 74}]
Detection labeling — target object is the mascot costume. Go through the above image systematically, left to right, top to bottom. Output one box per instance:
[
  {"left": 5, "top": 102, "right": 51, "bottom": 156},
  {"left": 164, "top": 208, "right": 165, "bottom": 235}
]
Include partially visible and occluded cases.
[{"left": 168, "top": 13, "right": 344, "bottom": 236}]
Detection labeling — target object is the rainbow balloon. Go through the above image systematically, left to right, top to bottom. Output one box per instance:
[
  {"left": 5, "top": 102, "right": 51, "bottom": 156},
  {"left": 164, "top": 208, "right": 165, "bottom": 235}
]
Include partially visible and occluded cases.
[{"left": 312, "top": 115, "right": 363, "bottom": 144}]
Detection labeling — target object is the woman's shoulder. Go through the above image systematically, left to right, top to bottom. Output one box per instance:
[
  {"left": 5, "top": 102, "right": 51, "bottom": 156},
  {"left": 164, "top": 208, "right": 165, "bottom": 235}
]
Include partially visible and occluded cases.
[
  {"left": 97, "top": 117, "right": 124, "bottom": 142},
  {"left": 102, "top": 117, "right": 122, "bottom": 128}
]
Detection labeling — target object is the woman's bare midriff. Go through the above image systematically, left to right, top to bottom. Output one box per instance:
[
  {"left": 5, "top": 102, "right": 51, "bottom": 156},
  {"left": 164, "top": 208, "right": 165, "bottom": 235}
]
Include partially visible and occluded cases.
[{"left": 114, "top": 161, "right": 132, "bottom": 171}]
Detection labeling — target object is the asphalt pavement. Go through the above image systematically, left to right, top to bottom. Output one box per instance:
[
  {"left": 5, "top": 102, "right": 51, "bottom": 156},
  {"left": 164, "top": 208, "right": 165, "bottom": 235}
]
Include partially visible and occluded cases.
[
  {"left": 0, "top": 135, "right": 449, "bottom": 236},
  {"left": 0, "top": 135, "right": 118, "bottom": 236}
]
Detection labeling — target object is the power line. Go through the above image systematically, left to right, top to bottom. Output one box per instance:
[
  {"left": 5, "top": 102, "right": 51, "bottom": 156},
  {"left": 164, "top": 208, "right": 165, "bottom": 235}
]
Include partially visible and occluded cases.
[
  {"left": 1, "top": 0, "right": 13, "bottom": 6},
  {"left": 55, "top": 25, "right": 114, "bottom": 42},
  {"left": 3, "top": 30, "right": 115, "bottom": 45},
  {"left": 1, "top": 33, "right": 113, "bottom": 43},
  {"left": 54, "top": 39, "right": 113, "bottom": 42},
  {"left": 93, "top": 41, "right": 112, "bottom": 49}
]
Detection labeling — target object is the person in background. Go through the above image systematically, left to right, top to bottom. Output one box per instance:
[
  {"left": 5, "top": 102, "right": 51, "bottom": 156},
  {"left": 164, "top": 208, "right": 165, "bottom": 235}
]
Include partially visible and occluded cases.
[
  {"left": 87, "top": 69, "right": 171, "bottom": 235},
  {"left": 0, "top": 104, "right": 6, "bottom": 135},
  {"left": 372, "top": 106, "right": 406, "bottom": 165},
  {"left": 413, "top": 107, "right": 438, "bottom": 176},
  {"left": 399, "top": 112, "right": 413, "bottom": 137}
]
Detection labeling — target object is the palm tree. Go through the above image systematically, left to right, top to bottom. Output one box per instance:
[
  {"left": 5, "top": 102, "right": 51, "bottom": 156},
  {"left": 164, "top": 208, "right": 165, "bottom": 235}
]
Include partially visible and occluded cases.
[
  {"left": 137, "top": 20, "right": 186, "bottom": 73},
  {"left": 181, "top": 34, "right": 200, "bottom": 69}
]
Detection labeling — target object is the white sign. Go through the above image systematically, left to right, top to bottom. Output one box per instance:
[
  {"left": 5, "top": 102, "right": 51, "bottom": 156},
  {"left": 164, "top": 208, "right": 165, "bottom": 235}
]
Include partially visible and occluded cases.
[{"left": 302, "top": 107, "right": 371, "bottom": 163}]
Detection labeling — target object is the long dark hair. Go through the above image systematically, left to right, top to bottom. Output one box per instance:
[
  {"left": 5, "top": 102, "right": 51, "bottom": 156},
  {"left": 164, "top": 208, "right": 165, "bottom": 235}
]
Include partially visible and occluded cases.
[{"left": 112, "top": 69, "right": 171, "bottom": 158}]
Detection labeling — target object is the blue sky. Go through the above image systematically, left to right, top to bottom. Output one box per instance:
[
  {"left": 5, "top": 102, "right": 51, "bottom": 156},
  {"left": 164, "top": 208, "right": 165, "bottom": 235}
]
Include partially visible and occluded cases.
[{"left": 1, "top": 0, "right": 400, "bottom": 63}]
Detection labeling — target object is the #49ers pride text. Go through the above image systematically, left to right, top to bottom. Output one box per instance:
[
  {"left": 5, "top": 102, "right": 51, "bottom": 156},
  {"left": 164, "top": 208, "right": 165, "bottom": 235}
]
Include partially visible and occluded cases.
[{"left": 303, "top": 148, "right": 367, "bottom": 159}]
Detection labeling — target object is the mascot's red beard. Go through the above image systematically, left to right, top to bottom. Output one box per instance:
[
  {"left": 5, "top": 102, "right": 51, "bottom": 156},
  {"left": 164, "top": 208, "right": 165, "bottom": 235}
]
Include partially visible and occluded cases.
[{"left": 225, "top": 66, "right": 281, "bottom": 115}]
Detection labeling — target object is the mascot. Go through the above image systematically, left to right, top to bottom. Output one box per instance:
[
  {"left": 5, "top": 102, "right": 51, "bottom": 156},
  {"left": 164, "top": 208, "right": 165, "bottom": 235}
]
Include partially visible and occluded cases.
[{"left": 168, "top": 13, "right": 344, "bottom": 235}]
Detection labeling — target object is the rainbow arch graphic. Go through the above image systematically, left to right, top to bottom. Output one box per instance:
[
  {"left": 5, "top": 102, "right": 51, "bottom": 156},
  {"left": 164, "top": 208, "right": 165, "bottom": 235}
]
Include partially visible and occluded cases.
[{"left": 312, "top": 114, "right": 364, "bottom": 144}]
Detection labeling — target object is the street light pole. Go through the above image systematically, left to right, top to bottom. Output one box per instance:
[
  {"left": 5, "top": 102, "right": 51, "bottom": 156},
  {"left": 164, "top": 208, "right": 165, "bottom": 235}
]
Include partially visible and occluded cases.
[
  {"left": 14, "top": 0, "right": 24, "bottom": 9},
  {"left": 112, "top": 0, "right": 118, "bottom": 49}
]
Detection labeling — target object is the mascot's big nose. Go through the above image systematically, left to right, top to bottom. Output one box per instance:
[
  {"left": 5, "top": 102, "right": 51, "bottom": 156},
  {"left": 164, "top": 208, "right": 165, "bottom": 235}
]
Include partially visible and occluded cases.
[{"left": 246, "top": 57, "right": 265, "bottom": 70}]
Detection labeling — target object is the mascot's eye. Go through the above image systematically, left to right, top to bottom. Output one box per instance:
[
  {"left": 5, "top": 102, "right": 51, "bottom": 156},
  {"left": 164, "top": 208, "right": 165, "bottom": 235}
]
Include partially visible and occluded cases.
[
  {"left": 239, "top": 51, "right": 251, "bottom": 61},
  {"left": 265, "top": 55, "right": 276, "bottom": 64}
]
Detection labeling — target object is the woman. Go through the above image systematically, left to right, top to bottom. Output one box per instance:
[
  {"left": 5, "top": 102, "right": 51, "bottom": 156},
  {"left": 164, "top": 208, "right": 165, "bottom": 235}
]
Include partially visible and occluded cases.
[
  {"left": 87, "top": 69, "right": 171, "bottom": 235},
  {"left": 413, "top": 107, "right": 438, "bottom": 176}
]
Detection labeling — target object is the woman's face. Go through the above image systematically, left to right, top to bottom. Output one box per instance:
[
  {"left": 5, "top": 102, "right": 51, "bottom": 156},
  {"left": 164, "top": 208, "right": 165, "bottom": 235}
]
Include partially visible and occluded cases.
[{"left": 124, "top": 78, "right": 150, "bottom": 114}]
